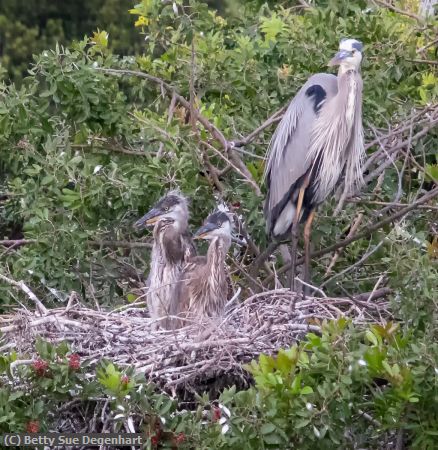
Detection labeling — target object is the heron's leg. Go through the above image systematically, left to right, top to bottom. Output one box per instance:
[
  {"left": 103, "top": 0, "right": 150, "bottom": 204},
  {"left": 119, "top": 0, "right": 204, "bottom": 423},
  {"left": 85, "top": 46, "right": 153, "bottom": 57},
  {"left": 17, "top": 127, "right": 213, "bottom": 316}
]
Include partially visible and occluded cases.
[
  {"left": 289, "top": 187, "right": 305, "bottom": 293},
  {"left": 303, "top": 210, "right": 315, "bottom": 298}
]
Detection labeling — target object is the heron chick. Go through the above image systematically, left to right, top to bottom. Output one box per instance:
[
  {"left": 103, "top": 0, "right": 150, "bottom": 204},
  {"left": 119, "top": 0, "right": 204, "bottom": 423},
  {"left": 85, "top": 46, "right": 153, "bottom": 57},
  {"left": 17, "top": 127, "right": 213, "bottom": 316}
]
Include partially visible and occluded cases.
[
  {"left": 264, "top": 38, "right": 365, "bottom": 294},
  {"left": 134, "top": 191, "right": 196, "bottom": 328},
  {"left": 170, "top": 211, "right": 235, "bottom": 328}
]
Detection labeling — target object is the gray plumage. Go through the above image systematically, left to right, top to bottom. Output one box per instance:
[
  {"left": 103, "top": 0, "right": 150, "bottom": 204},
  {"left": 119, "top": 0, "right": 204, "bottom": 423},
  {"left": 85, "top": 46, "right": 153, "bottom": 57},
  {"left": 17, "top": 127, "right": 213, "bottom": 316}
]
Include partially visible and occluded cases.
[
  {"left": 263, "top": 38, "right": 365, "bottom": 292},
  {"left": 264, "top": 73, "right": 339, "bottom": 237},
  {"left": 134, "top": 191, "right": 196, "bottom": 328},
  {"left": 169, "top": 211, "right": 233, "bottom": 328}
]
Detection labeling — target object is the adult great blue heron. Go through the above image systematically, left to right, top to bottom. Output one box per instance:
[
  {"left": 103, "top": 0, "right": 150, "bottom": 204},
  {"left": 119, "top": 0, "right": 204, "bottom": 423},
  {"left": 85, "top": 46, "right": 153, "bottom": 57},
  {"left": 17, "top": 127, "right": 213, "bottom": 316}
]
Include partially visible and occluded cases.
[
  {"left": 264, "top": 38, "right": 365, "bottom": 292},
  {"left": 134, "top": 191, "right": 196, "bottom": 328},
  {"left": 169, "top": 211, "right": 234, "bottom": 328}
]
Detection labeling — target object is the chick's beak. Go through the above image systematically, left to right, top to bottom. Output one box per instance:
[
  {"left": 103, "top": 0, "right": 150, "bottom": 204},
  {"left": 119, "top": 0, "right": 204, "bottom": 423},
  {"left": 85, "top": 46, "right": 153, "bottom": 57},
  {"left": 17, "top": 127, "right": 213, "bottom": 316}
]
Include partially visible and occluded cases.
[
  {"left": 328, "top": 50, "right": 352, "bottom": 66},
  {"left": 133, "top": 208, "right": 163, "bottom": 230},
  {"left": 193, "top": 222, "right": 217, "bottom": 240}
]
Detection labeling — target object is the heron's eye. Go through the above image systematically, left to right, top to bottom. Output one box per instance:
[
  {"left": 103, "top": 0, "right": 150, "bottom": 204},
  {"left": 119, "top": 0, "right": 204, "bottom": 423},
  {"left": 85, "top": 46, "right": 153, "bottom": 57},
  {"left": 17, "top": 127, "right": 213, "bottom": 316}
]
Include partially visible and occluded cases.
[{"left": 351, "top": 49, "right": 356, "bottom": 54}]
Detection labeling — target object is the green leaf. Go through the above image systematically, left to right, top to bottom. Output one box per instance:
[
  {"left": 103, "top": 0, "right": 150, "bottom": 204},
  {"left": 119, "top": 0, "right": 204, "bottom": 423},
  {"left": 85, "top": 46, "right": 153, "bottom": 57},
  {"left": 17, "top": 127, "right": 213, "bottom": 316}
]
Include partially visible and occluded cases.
[
  {"left": 260, "top": 13, "right": 285, "bottom": 42},
  {"left": 366, "top": 330, "right": 379, "bottom": 346},
  {"left": 300, "top": 386, "right": 313, "bottom": 395},
  {"left": 9, "top": 391, "right": 24, "bottom": 401},
  {"left": 260, "top": 422, "right": 276, "bottom": 434}
]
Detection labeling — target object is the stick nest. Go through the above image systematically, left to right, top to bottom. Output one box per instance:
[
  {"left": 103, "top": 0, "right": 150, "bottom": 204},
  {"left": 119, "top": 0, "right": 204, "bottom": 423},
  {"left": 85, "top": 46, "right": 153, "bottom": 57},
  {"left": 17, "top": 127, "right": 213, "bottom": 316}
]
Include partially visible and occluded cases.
[{"left": 0, "top": 288, "right": 392, "bottom": 392}]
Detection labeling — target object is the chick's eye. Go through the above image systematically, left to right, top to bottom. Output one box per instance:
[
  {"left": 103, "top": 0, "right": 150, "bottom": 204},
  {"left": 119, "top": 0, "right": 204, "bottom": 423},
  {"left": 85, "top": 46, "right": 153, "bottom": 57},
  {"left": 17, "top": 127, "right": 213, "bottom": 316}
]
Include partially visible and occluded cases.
[
  {"left": 164, "top": 207, "right": 169, "bottom": 211},
  {"left": 218, "top": 222, "right": 222, "bottom": 227}
]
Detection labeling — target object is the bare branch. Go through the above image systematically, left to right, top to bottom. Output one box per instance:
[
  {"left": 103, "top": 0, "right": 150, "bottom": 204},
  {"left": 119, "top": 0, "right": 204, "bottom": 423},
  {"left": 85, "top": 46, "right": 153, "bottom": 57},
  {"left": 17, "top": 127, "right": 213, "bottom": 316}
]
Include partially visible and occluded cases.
[
  {"left": 372, "top": 0, "right": 424, "bottom": 22},
  {"left": 416, "top": 37, "right": 438, "bottom": 54},
  {"left": 407, "top": 58, "right": 438, "bottom": 66},
  {"left": 232, "top": 105, "right": 287, "bottom": 148},
  {"left": 201, "top": 140, "right": 260, "bottom": 193},
  {"left": 264, "top": 186, "right": 438, "bottom": 284},
  {"left": 349, "top": 199, "right": 438, "bottom": 211},
  {"left": 324, "top": 213, "right": 364, "bottom": 276},
  {"left": 0, "top": 239, "right": 36, "bottom": 246},
  {"left": 89, "top": 240, "right": 152, "bottom": 249},
  {"left": 0, "top": 272, "right": 48, "bottom": 315}
]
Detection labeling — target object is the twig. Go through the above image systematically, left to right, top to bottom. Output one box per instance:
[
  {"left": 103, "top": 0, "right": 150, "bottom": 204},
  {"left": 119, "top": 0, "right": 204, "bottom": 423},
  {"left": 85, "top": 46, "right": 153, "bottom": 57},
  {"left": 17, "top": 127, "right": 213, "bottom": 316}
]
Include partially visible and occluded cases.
[
  {"left": 373, "top": 0, "right": 424, "bottom": 22},
  {"left": 416, "top": 37, "right": 438, "bottom": 54},
  {"left": 407, "top": 58, "right": 438, "bottom": 66},
  {"left": 157, "top": 93, "right": 178, "bottom": 157},
  {"left": 232, "top": 105, "right": 287, "bottom": 148},
  {"left": 201, "top": 140, "right": 260, "bottom": 193},
  {"left": 71, "top": 143, "right": 151, "bottom": 157},
  {"left": 199, "top": 146, "right": 225, "bottom": 193},
  {"left": 264, "top": 186, "right": 438, "bottom": 283},
  {"left": 349, "top": 199, "right": 438, "bottom": 211},
  {"left": 325, "top": 213, "right": 364, "bottom": 276},
  {"left": 0, "top": 239, "right": 36, "bottom": 246},
  {"left": 89, "top": 240, "right": 152, "bottom": 249},
  {"left": 321, "top": 240, "right": 385, "bottom": 288},
  {"left": 249, "top": 241, "right": 281, "bottom": 279},
  {"left": 0, "top": 272, "right": 48, "bottom": 315},
  {"left": 367, "top": 274, "right": 385, "bottom": 303},
  {"left": 295, "top": 278, "right": 327, "bottom": 297},
  {"left": 357, "top": 408, "right": 382, "bottom": 427}
]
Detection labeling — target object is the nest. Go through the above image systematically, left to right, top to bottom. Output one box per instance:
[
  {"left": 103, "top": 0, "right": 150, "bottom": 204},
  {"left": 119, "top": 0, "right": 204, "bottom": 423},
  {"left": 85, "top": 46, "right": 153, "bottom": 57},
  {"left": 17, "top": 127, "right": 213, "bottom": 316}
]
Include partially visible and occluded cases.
[{"left": 0, "top": 288, "right": 392, "bottom": 396}]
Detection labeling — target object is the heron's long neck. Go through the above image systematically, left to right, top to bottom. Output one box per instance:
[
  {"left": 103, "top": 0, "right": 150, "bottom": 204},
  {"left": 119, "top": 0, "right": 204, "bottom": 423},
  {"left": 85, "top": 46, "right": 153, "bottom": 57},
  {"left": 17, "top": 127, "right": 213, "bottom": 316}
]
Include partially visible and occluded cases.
[
  {"left": 336, "top": 68, "right": 362, "bottom": 133},
  {"left": 152, "top": 224, "right": 184, "bottom": 266},
  {"left": 205, "top": 237, "right": 230, "bottom": 289}
]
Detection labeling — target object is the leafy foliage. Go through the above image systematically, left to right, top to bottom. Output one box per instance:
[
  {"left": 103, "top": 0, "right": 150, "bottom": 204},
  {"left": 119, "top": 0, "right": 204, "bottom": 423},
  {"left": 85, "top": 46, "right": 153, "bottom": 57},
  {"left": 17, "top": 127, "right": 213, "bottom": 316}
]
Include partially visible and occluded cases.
[{"left": 1, "top": 0, "right": 436, "bottom": 308}]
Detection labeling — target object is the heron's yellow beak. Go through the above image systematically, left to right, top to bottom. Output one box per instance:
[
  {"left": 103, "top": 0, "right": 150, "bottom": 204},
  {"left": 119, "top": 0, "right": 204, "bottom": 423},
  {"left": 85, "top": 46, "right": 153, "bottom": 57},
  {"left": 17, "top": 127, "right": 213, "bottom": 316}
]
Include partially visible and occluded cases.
[
  {"left": 328, "top": 50, "right": 351, "bottom": 67},
  {"left": 133, "top": 208, "right": 163, "bottom": 230},
  {"left": 145, "top": 216, "right": 159, "bottom": 225},
  {"left": 194, "top": 222, "right": 217, "bottom": 240}
]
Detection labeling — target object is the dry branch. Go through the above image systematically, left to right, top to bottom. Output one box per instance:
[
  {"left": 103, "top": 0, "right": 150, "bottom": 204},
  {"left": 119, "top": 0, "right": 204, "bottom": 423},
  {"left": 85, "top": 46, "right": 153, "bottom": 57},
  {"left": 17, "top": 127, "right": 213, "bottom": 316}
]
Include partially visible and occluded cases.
[
  {"left": 372, "top": 0, "right": 424, "bottom": 22},
  {"left": 232, "top": 105, "right": 287, "bottom": 148},
  {"left": 264, "top": 186, "right": 438, "bottom": 283},
  {"left": 0, "top": 239, "right": 37, "bottom": 246},
  {"left": 89, "top": 240, "right": 152, "bottom": 249},
  {"left": 0, "top": 272, "right": 48, "bottom": 316}
]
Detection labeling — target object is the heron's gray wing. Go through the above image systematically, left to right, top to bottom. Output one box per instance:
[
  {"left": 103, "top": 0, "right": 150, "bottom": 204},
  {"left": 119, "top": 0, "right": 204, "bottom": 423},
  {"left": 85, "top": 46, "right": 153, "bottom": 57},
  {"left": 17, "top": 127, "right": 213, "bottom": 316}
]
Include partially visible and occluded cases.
[
  {"left": 305, "top": 71, "right": 364, "bottom": 204},
  {"left": 264, "top": 73, "right": 338, "bottom": 237}
]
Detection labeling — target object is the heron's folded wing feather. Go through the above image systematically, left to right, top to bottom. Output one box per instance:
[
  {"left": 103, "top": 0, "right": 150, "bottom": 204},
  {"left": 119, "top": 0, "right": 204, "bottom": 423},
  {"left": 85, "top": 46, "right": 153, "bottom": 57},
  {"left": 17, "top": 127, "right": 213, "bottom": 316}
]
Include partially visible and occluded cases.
[{"left": 264, "top": 74, "right": 338, "bottom": 234}]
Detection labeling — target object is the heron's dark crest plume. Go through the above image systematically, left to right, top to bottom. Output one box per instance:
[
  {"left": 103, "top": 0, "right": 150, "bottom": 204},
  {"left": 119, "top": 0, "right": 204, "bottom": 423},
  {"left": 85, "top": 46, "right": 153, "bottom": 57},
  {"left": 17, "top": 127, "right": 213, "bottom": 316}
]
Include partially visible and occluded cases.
[
  {"left": 263, "top": 38, "right": 365, "bottom": 296},
  {"left": 133, "top": 191, "right": 196, "bottom": 328},
  {"left": 169, "top": 210, "right": 235, "bottom": 329}
]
